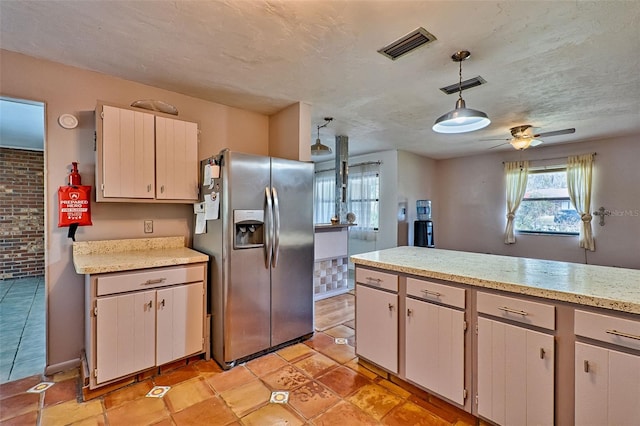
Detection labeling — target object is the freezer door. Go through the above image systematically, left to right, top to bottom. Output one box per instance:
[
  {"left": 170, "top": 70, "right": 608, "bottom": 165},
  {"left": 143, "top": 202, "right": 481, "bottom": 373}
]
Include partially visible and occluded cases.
[
  {"left": 224, "top": 151, "right": 272, "bottom": 362},
  {"left": 270, "top": 157, "right": 314, "bottom": 346}
]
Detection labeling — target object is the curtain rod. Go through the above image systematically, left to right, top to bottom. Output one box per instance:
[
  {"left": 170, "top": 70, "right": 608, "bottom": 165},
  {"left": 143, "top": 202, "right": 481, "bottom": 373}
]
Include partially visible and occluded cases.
[
  {"left": 502, "top": 152, "right": 596, "bottom": 165},
  {"left": 315, "top": 160, "right": 382, "bottom": 174}
]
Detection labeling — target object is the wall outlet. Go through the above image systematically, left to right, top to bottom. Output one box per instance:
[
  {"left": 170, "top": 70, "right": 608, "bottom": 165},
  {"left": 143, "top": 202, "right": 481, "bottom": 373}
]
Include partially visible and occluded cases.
[{"left": 144, "top": 220, "right": 153, "bottom": 233}]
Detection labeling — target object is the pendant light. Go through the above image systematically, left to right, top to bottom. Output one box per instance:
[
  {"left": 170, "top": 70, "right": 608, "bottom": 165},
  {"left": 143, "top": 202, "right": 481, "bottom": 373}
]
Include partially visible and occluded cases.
[
  {"left": 433, "top": 51, "right": 490, "bottom": 134},
  {"left": 311, "top": 117, "right": 333, "bottom": 156}
]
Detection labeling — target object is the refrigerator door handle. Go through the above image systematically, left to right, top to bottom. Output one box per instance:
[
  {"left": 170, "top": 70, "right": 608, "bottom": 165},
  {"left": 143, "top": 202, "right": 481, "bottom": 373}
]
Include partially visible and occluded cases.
[
  {"left": 264, "top": 186, "right": 273, "bottom": 268},
  {"left": 271, "top": 187, "right": 280, "bottom": 268}
]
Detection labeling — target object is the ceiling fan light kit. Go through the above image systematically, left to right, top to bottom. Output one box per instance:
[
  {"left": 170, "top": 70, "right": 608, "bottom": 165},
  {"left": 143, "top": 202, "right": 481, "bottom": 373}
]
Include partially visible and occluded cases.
[
  {"left": 433, "top": 50, "right": 490, "bottom": 134},
  {"left": 311, "top": 117, "right": 334, "bottom": 156}
]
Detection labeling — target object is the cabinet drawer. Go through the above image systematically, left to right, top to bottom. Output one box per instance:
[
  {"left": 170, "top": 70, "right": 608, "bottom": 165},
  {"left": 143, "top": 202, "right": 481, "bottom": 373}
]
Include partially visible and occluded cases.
[
  {"left": 97, "top": 264, "right": 205, "bottom": 296},
  {"left": 355, "top": 268, "right": 398, "bottom": 292},
  {"left": 406, "top": 278, "right": 465, "bottom": 309},
  {"left": 477, "top": 292, "right": 555, "bottom": 331},
  {"left": 575, "top": 310, "right": 640, "bottom": 351}
]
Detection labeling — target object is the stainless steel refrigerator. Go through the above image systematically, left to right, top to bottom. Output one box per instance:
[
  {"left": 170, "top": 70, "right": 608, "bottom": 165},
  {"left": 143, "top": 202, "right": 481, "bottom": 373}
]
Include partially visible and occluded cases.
[{"left": 194, "top": 150, "right": 314, "bottom": 369}]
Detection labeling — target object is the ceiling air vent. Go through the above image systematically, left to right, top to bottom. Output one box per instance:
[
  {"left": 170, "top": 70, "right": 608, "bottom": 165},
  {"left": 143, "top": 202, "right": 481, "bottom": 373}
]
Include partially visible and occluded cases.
[
  {"left": 378, "top": 27, "right": 437, "bottom": 61},
  {"left": 439, "top": 76, "right": 487, "bottom": 95}
]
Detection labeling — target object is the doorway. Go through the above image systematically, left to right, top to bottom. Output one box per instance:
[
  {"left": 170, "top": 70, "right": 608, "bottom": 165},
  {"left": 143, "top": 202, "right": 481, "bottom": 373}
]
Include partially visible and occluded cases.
[{"left": 0, "top": 97, "right": 46, "bottom": 383}]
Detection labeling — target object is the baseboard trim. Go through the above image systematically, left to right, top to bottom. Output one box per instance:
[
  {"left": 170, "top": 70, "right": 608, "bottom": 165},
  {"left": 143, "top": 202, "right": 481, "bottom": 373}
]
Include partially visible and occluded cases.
[{"left": 45, "top": 358, "right": 81, "bottom": 376}]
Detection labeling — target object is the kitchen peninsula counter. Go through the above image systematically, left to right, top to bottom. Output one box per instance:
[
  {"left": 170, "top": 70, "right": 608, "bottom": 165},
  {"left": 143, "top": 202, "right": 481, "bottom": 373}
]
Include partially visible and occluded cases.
[
  {"left": 73, "top": 236, "right": 208, "bottom": 274},
  {"left": 351, "top": 246, "right": 640, "bottom": 314}
]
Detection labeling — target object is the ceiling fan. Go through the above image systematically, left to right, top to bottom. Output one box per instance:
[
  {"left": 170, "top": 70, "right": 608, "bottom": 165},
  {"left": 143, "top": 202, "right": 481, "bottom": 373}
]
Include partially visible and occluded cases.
[{"left": 487, "top": 125, "right": 576, "bottom": 150}]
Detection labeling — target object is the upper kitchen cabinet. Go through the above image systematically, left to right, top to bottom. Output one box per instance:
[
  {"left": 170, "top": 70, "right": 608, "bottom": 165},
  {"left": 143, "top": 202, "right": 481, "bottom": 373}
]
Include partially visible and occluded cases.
[{"left": 96, "top": 102, "right": 199, "bottom": 203}]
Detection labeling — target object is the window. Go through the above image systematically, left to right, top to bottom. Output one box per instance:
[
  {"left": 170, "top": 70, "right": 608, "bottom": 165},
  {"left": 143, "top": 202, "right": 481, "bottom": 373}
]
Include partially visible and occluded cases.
[
  {"left": 348, "top": 163, "right": 380, "bottom": 237},
  {"left": 515, "top": 168, "right": 580, "bottom": 235},
  {"left": 313, "top": 169, "right": 335, "bottom": 224}
]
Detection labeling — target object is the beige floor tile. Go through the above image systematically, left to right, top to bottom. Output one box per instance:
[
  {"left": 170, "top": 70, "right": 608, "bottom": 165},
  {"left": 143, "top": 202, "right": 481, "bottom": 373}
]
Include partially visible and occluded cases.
[
  {"left": 323, "top": 324, "right": 355, "bottom": 339},
  {"left": 304, "top": 332, "right": 335, "bottom": 351},
  {"left": 316, "top": 341, "right": 356, "bottom": 364},
  {"left": 276, "top": 343, "right": 315, "bottom": 362},
  {"left": 293, "top": 352, "right": 338, "bottom": 378},
  {"left": 245, "top": 353, "right": 288, "bottom": 377},
  {"left": 344, "top": 358, "right": 379, "bottom": 380},
  {"left": 193, "top": 359, "right": 224, "bottom": 375},
  {"left": 152, "top": 364, "right": 200, "bottom": 387},
  {"left": 205, "top": 365, "right": 255, "bottom": 393},
  {"left": 261, "top": 365, "right": 310, "bottom": 391},
  {"left": 317, "top": 366, "right": 372, "bottom": 398},
  {"left": 50, "top": 368, "right": 80, "bottom": 383},
  {"left": 43, "top": 377, "right": 80, "bottom": 408},
  {"left": 164, "top": 377, "right": 215, "bottom": 413},
  {"left": 376, "top": 378, "right": 412, "bottom": 399},
  {"left": 219, "top": 379, "right": 271, "bottom": 417},
  {"left": 102, "top": 380, "right": 154, "bottom": 410},
  {"left": 288, "top": 380, "right": 340, "bottom": 420},
  {"left": 347, "top": 383, "right": 404, "bottom": 420},
  {"left": 105, "top": 396, "right": 169, "bottom": 425},
  {"left": 171, "top": 396, "right": 238, "bottom": 426},
  {"left": 40, "top": 398, "right": 103, "bottom": 426},
  {"left": 311, "top": 400, "right": 379, "bottom": 426},
  {"left": 381, "top": 401, "right": 451, "bottom": 426},
  {"left": 240, "top": 403, "right": 304, "bottom": 426},
  {"left": 69, "top": 413, "right": 107, "bottom": 426}
]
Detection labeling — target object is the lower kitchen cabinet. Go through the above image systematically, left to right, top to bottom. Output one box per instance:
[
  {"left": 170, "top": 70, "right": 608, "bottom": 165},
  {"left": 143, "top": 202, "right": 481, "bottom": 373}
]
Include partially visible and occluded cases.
[
  {"left": 86, "top": 263, "right": 206, "bottom": 388},
  {"left": 405, "top": 277, "right": 466, "bottom": 405},
  {"left": 355, "top": 283, "right": 398, "bottom": 373},
  {"left": 574, "top": 309, "right": 640, "bottom": 425},
  {"left": 477, "top": 317, "right": 555, "bottom": 426},
  {"left": 574, "top": 342, "right": 640, "bottom": 425}
]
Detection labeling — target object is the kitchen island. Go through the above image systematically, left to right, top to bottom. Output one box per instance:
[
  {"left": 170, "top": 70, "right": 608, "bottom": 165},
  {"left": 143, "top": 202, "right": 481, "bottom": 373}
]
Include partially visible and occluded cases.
[{"left": 351, "top": 246, "right": 640, "bottom": 426}]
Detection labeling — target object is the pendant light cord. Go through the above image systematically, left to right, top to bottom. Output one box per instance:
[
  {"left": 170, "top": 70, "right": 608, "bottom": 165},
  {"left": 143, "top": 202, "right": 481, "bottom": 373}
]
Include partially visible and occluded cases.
[{"left": 458, "top": 58, "right": 463, "bottom": 101}]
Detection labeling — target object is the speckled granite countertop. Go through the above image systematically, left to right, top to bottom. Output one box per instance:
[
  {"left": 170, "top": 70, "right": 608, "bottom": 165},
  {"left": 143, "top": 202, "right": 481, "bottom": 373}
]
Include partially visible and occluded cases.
[
  {"left": 73, "top": 236, "right": 208, "bottom": 274},
  {"left": 351, "top": 246, "right": 640, "bottom": 315}
]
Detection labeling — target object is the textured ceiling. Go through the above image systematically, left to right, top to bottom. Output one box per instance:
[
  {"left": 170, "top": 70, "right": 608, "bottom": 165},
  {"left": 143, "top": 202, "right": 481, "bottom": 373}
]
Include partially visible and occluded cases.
[{"left": 1, "top": 1, "right": 639, "bottom": 159}]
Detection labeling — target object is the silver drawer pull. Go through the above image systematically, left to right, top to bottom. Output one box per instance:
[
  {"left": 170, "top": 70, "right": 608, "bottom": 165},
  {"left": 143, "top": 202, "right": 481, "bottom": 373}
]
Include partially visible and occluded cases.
[
  {"left": 366, "top": 277, "right": 383, "bottom": 284},
  {"left": 143, "top": 278, "right": 166, "bottom": 285},
  {"left": 421, "top": 289, "right": 441, "bottom": 297},
  {"left": 388, "top": 303, "right": 394, "bottom": 311},
  {"left": 498, "top": 306, "right": 529, "bottom": 316},
  {"left": 407, "top": 308, "right": 413, "bottom": 316},
  {"left": 605, "top": 329, "right": 640, "bottom": 341},
  {"left": 540, "top": 348, "right": 545, "bottom": 359},
  {"left": 584, "top": 360, "right": 590, "bottom": 373}
]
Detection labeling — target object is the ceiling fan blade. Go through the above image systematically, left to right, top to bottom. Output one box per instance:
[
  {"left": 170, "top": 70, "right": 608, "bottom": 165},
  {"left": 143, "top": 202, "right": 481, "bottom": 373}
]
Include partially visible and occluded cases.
[
  {"left": 533, "top": 128, "right": 575, "bottom": 138},
  {"left": 480, "top": 137, "right": 510, "bottom": 142},
  {"left": 530, "top": 139, "right": 544, "bottom": 147},
  {"left": 488, "top": 142, "right": 509, "bottom": 149}
]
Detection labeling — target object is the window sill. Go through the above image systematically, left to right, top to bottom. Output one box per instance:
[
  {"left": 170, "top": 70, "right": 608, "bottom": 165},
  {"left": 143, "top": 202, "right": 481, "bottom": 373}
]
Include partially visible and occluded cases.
[{"left": 516, "top": 231, "right": 579, "bottom": 237}]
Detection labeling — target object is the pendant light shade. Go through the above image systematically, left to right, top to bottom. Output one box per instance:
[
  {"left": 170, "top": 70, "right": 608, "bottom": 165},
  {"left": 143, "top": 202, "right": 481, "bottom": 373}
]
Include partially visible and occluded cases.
[
  {"left": 433, "top": 51, "right": 490, "bottom": 134},
  {"left": 311, "top": 117, "right": 333, "bottom": 156}
]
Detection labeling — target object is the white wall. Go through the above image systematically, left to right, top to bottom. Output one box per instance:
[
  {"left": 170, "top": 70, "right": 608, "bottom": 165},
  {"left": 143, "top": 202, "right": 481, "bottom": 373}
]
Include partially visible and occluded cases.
[
  {"left": 436, "top": 135, "right": 640, "bottom": 269},
  {"left": 397, "top": 150, "right": 438, "bottom": 246}
]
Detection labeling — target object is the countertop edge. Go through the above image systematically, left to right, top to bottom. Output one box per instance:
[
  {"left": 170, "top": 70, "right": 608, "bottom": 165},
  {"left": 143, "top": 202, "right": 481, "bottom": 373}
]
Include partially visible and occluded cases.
[{"left": 351, "top": 252, "right": 640, "bottom": 315}]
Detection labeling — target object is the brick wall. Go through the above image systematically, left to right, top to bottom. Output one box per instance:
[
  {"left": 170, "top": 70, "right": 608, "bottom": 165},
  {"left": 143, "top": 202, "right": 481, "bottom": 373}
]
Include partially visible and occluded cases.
[{"left": 0, "top": 148, "right": 45, "bottom": 279}]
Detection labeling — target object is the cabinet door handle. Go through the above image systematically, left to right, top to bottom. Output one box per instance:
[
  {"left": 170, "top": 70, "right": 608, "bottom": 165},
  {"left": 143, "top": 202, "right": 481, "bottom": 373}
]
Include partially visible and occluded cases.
[
  {"left": 147, "top": 184, "right": 151, "bottom": 192},
  {"left": 160, "top": 185, "right": 165, "bottom": 193},
  {"left": 366, "top": 277, "right": 383, "bottom": 285},
  {"left": 143, "top": 278, "right": 166, "bottom": 285},
  {"left": 421, "top": 289, "right": 441, "bottom": 297},
  {"left": 160, "top": 299, "right": 165, "bottom": 307},
  {"left": 147, "top": 300, "right": 153, "bottom": 310},
  {"left": 388, "top": 303, "right": 394, "bottom": 311},
  {"left": 498, "top": 306, "right": 529, "bottom": 316},
  {"left": 407, "top": 308, "right": 413, "bottom": 316},
  {"left": 605, "top": 329, "right": 640, "bottom": 341},
  {"left": 540, "top": 348, "right": 545, "bottom": 359},
  {"left": 584, "top": 360, "right": 590, "bottom": 373}
]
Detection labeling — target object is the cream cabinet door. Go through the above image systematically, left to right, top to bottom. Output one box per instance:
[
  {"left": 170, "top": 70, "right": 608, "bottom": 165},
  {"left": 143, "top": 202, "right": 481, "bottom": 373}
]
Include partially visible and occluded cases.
[
  {"left": 101, "top": 105, "right": 155, "bottom": 198},
  {"left": 155, "top": 116, "right": 198, "bottom": 200},
  {"left": 156, "top": 282, "right": 204, "bottom": 365},
  {"left": 355, "top": 284, "right": 398, "bottom": 373},
  {"left": 95, "top": 290, "right": 156, "bottom": 384},
  {"left": 405, "top": 297, "right": 465, "bottom": 405},
  {"left": 477, "top": 317, "right": 554, "bottom": 426},
  {"left": 575, "top": 342, "right": 640, "bottom": 425}
]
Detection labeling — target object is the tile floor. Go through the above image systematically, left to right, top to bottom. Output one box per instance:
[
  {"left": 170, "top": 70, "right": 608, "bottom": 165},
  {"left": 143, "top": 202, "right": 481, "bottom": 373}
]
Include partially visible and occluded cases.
[
  {"left": 0, "top": 277, "right": 46, "bottom": 384},
  {"left": 0, "top": 293, "right": 478, "bottom": 425}
]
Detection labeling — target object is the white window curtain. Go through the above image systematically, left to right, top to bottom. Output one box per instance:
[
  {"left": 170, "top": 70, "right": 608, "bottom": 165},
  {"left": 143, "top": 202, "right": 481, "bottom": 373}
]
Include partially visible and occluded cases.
[
  {"left": 567, "top": 153, "right": 595, "bottom": 251},
  {"left": 504, "top": 160, "right": 529, "bottom": 244},
  {"left": 348, "top": 163, "right": 380, "bottom": 241},
  {"left": 313, "top": 169, "right": 336, "bottom": 224}
]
